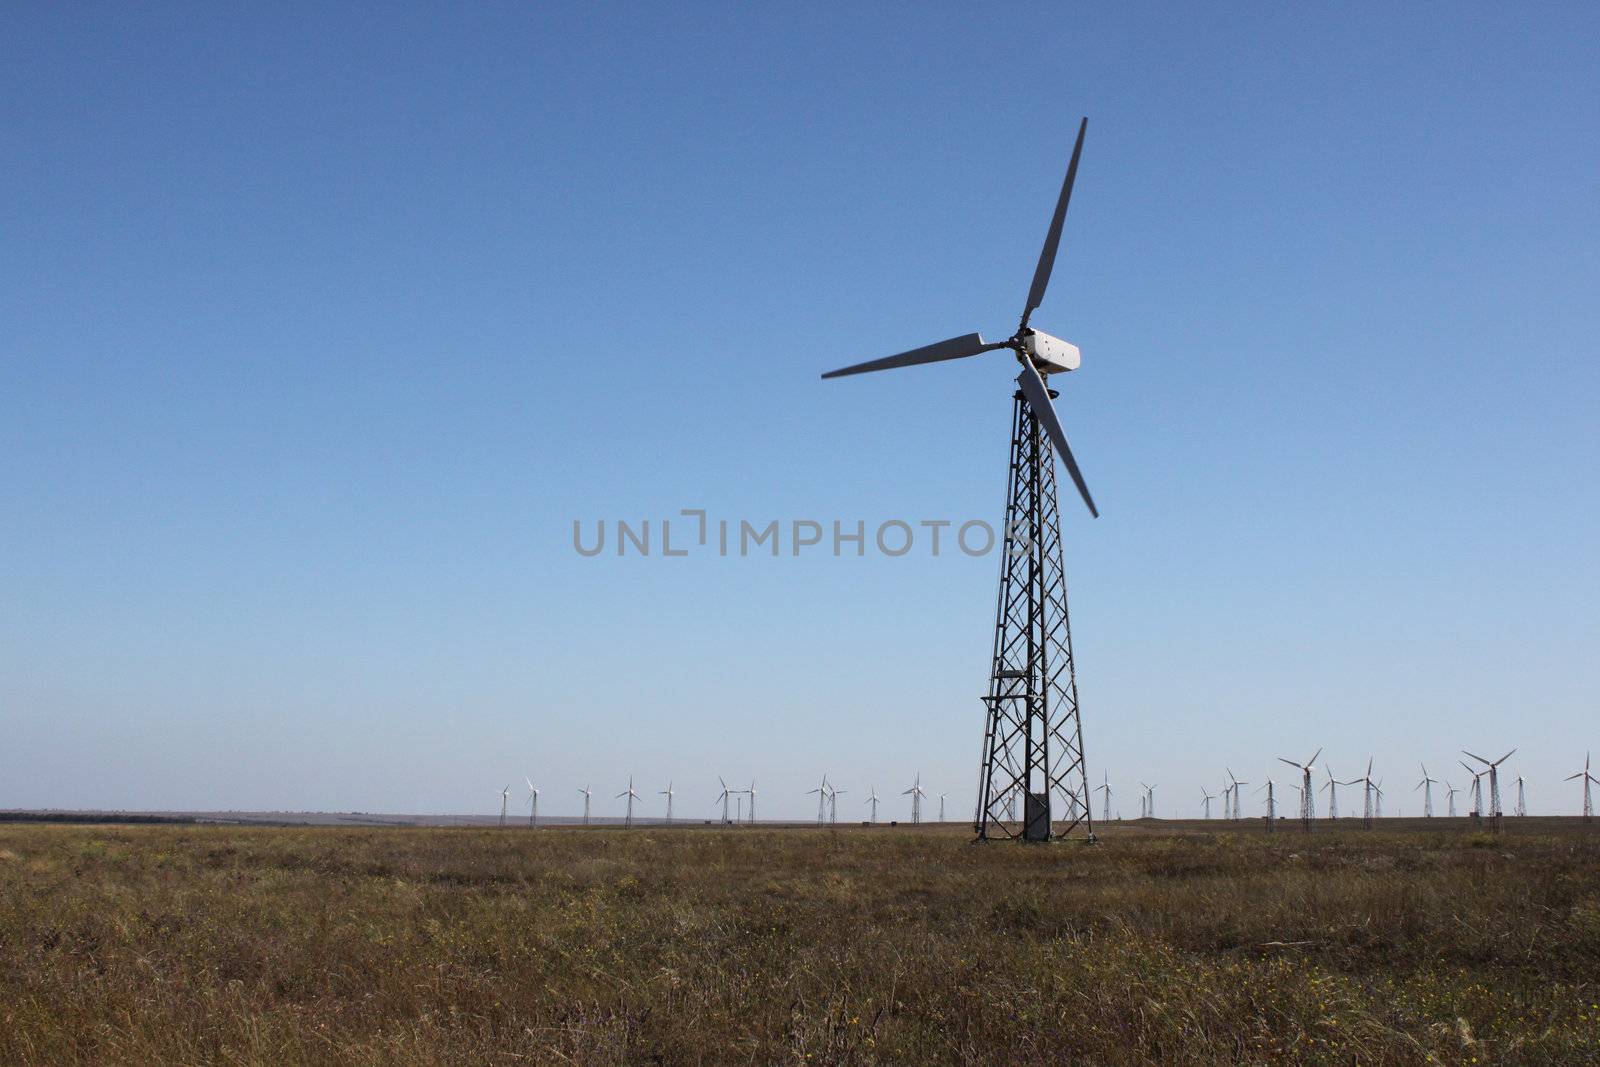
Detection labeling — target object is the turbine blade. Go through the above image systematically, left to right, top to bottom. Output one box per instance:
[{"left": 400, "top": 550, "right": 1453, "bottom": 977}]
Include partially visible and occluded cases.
[
  {"left": 1020, "top": 117, "right": 1087, "bottom": 331},
  {"left": 821, "top": 333, "right": 1002, "bottom": 380},
  {"left": 1016, "top": 362, "right": 1097, "bottom": 517},
  {"left": 1307, "top": 748, "right": 1323, "bottom": 767},
  {"left": 1496, "top": 748, "right": 1517, "bottom": 765},
  {"left": 1464, "top": 750, "right": 1490, "bottom": 765},
  {"left": 1276, "top": 757, "right": 1300, "bottom": 769},
  {"left": 1566, "top": 771, "right": 1584, "bottom": 781}
]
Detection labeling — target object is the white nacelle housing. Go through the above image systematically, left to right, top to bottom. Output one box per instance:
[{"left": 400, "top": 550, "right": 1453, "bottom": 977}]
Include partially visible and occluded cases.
[{"left": 1022, "top": 329, "right": 1081, "bottom": 374}]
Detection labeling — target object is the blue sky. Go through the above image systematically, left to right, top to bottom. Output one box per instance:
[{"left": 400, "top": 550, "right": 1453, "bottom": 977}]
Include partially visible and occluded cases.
[{"left": 4, "top": 4, "right": 1597, "bottom": 819}]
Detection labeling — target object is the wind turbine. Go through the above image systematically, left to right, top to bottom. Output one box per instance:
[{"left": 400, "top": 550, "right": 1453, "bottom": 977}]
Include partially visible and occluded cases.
[
  {"left": 822, "top": 118, "right": 1101, "bottom": 844},
  {"left": 1277, "top": 748, "right": 1321, "bottom": 830},
  {"left": 1464, "top": 748, "right": 1516, "bottom": 826},
  {"left": 1565, "top": 752, "right": 1598, "bottom": 820},
  {"left": 1357, "top": 758, "right": 1379, "bottom": 829},
  {"left": 1460, "top": 761, "right": 1484, "bottom": 816},
  {"left": 1322, "top": 763, "right": 1356, "bottom": 820},
  {"left": 1415, "top": 764, "right": 1437, "bottom": 818},
  {"left": 1226, "top": 768, "right": 1248, "bottom": 820},
  {"left": 1513, "top": 772, "right": 1526, "bottom": 817},
  {"left": 903, "top": 773, "right": 927, "bottom": 825},
  {"left": 1096, "top": 773, "right": 1112, "bottom": 823},
  {"left": 806, "top": 775, "right": 830, "bottom": 825},
  {"left": 616, "top": 776, "right": 640, "bottom": 828},
  {"left": 716, "top": 776, "right": 733, "bottom": 824},
  {"left": 525, "top": 777, "right": 540, "bottom": 828},
  {"left": 1257, "top": 778, "right": 1277, "bottom": 830},
  {"left": 1373, "top": 778, "right": 1385, "bottom": 819},
  {"left": 746, "top": 779, "right": 757, "bottom": 825},
  {"left": 1444, "top": 779, "right": 1460, "bottom": 818},
  {"left": 659, "top": 781, "right": 674, "bottom": 824},
  {"left": 1143, "top": 783, "right": 1156, "bottom": 819},
  {"left": 498, "top": 784, "right": 510, "bottom": 828},
  {"left": 577, "top": 784, "right": 592, "bottom": 827},
  {"left": 828, "top": 784, "right": 847, "bottom": 825},
  {"left": 864, "top": 786, "right": 881, "bottom": 824},
  {"left": 1200, "top": 788, "right": 1216, "bottom": 820},
  {"left": 938, "top": 792, "right": 948, "bottom": 823}
]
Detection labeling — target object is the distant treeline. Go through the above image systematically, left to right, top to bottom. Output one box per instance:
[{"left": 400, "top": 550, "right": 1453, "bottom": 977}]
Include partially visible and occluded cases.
[{"left": 0, "top": 812, "right": 198, "bottom": 825}]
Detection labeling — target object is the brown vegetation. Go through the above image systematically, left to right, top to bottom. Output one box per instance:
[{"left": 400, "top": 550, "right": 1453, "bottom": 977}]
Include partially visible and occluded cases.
[{"left": 1, "top": 821, "right": 1597, "bottom": 1064}]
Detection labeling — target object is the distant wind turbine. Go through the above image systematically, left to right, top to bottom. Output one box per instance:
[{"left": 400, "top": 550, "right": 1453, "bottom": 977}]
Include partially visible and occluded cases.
[
  {"left": 1277, "top": 748, "right": 1321, "bottom": 830},
  {"left": 1464, "top": 748, "right": 1515, "bottom": 825},
  {"left": 1565, "top": 752, "right": 1598, "bottom": 821},
  {"left": 1357, "top": 758, "right": 1379, "bottom": 829},
  {"left": 1460, "top": 761, "right": 1483, "bottom": 816},
  {"left": 1322, "top": 763, "right": 1356, "bottom": 820},
  {"left": 1414, "top": 764, "right": 1437, "bottom": 818},
  {"left": 1227, "top": 768, "right": 1249, "bottom": 820},
  {"left": 903, "top": 773, "right": 927, "bottom": 825},
  {"left": 1096, "top": 773, "right": 1112, "bottom": 823},
  {"left": 805, "top": 775, "right": 830, "bottom": 825},
  {"left": 616, "top": 776, "right": 640, "bottom": 828},
  {"left": 525, "top": 778, "right": 540, "bottom": 828},
  {"left": 1257, "top": 778, "right": 1277, "bottom": 830},
  {"left": 659, "top": 781, "right": 674, "bottom": 823},
  {"left": 498, "top": 784, "right": 511, "bottom": 828},
  {"left": 577, "top": 784, "right": 592, "bottom": 827},
  {"left": 864, "top": 786, "right": 880, "bottom": 824}
]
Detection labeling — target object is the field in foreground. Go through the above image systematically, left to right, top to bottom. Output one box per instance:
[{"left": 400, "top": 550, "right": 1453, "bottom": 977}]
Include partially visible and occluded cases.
[{"left": 1, "top": 823, "right": 1597, "bottom": 1065}]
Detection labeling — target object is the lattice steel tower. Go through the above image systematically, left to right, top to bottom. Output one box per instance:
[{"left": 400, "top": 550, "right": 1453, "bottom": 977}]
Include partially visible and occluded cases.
[
  {"left": 819, "top": 118, "right": 1103, "bottom": 845},
  {"left": 974, "top": 387, "right": 1093, "bottom": 842}
]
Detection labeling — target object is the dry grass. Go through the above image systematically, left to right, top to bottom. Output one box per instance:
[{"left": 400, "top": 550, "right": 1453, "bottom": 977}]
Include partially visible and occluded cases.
[{"left": 0, "top": 821, "right": 1597, "bottom": 1064}]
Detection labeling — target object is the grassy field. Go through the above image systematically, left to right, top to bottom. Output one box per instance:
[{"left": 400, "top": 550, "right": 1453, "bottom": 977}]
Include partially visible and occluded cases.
[{"left": 1, "top": 821, "right": 1597, "bottom": 1065}]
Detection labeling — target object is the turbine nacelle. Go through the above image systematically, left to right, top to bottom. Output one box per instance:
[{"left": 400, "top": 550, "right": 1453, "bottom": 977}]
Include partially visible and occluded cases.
[{"left": 1020, "top": 328, "right": 1081, "bottom": 375}]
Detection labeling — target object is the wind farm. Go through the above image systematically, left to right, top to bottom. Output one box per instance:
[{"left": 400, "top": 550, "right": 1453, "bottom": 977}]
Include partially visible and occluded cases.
[
  {"left": 7, "top": 5, "right": 1600, "bottom": 1064},
  {"left": 3, "top": 107, "right": 1593, "bottom": 1061}
]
